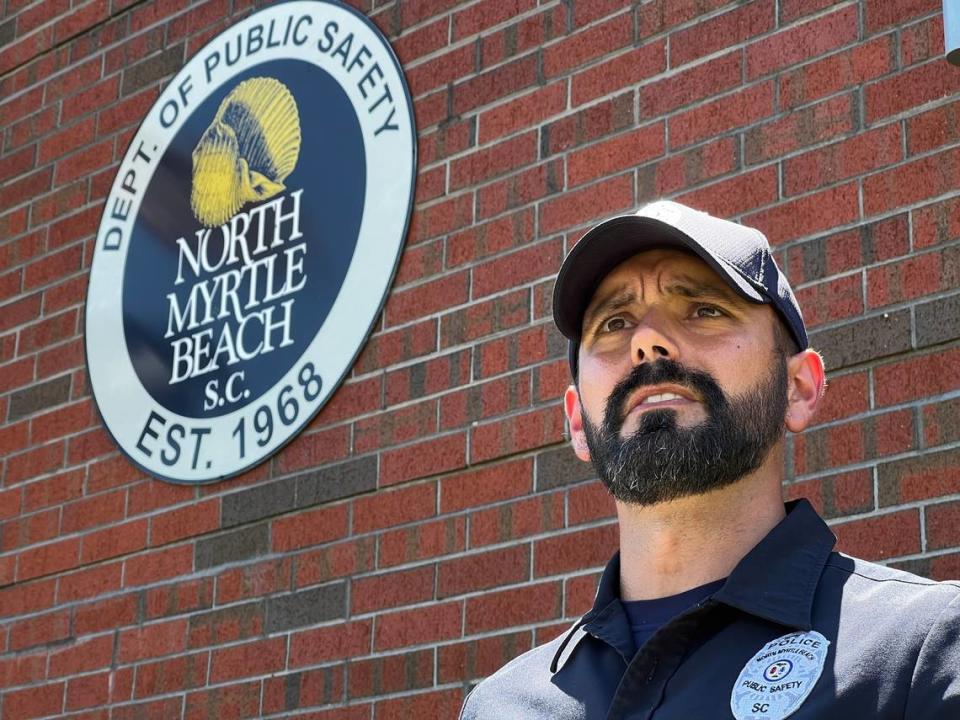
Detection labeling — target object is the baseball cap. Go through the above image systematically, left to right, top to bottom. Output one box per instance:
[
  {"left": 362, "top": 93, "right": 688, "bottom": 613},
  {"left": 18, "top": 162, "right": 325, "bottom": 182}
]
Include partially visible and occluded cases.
[{"left": 552, "top": 200, "right": 808, "bottom": 376}]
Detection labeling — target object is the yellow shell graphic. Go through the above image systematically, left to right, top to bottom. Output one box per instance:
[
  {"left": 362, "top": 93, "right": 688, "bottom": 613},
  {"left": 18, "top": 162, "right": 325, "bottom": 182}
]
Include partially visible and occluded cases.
[{"left": 190, "top": 77, "right": 301, "bottom": 227}]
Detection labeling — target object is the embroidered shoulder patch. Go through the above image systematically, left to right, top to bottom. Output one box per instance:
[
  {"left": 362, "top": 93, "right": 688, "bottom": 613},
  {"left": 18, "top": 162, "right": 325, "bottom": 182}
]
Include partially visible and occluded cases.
[{"left": 730, "top": 630, "right": 829, "bottom": 720}]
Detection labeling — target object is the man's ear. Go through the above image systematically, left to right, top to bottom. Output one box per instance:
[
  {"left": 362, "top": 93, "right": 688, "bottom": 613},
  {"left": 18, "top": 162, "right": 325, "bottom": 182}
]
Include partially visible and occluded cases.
[
  {"left": 785, "top": 349, "right": 826, "bottom": 433},
  {"left": 564, "top": 384, "right": 592, "bottom": 462}
]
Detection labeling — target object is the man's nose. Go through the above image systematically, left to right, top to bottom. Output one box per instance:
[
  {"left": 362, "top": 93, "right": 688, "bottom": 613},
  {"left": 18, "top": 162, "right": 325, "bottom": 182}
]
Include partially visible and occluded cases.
[{"left": 630, "top": 310, "right": 678, "bottom": 364}]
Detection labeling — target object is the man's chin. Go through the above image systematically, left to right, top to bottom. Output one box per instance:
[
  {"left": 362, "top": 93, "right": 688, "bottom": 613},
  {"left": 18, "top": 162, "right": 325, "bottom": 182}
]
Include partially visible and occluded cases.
[{"left": 620, "top": 407, "right": 706, "bottom": 437}]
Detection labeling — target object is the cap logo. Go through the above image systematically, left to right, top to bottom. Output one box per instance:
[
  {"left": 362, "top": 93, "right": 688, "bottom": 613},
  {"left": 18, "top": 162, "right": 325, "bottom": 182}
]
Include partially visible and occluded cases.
[{"left": 730, "top": 630, "right": 829, "bottom": 720}]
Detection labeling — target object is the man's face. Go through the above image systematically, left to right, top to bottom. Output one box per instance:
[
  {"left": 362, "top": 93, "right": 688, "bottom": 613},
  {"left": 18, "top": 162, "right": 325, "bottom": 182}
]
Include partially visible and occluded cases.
[{"left": 566, "top": 248, "right": 790, "bottom": 505}]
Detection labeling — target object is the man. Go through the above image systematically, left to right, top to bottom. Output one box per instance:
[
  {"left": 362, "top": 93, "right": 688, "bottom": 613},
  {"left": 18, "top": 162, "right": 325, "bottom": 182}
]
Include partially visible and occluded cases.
[{"left": 459, "top": 200, "right": 960, "bottom": 719}]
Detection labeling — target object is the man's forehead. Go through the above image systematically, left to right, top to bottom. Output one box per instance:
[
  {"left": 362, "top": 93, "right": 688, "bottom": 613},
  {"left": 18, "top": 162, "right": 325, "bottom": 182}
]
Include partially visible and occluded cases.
[{"left": 587, "top": 247, "right": 734, "bottom": 304}]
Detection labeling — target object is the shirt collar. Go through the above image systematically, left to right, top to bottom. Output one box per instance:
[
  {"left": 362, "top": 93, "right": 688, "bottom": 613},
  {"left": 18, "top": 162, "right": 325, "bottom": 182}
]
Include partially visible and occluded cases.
[{"left": 550, "top": 498, "right": 836, "bottom": 673}]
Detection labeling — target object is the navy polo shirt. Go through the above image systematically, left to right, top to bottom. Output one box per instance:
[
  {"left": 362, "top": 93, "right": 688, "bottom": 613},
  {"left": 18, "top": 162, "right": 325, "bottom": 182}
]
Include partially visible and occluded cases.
[{"left": 459, "top": 499, "right": 960, "bottom": 719}]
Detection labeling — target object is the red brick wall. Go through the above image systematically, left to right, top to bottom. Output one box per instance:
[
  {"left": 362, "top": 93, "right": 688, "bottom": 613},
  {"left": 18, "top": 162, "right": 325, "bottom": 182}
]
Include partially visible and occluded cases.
[{"left": 2, "top": 0, "right": 960, "bottom": 717}]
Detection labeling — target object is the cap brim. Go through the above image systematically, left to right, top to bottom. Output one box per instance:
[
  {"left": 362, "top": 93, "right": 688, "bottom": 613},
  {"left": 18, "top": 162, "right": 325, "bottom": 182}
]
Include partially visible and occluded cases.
[{"left": 552, "top": 215, "right": 767, "bottom": 341}]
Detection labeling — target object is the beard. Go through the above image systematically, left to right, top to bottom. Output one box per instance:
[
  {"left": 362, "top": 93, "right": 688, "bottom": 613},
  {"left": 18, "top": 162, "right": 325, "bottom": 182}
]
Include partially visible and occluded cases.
[{"left": 581, "top": 356, "right": 789, "bottom": 506}]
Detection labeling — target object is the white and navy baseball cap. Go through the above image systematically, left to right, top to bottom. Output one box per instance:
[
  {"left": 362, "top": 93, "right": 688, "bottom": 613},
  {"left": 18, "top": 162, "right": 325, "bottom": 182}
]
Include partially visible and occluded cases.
[{"left": 552, "top": 200, "right": 808, "bottom": 376}]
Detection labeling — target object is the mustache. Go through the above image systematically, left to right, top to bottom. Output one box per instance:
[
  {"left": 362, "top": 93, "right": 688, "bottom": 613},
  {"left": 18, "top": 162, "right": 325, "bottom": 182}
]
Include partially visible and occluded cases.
[{"left": 603, "top": 360, "right": 727, "bottom": 432}]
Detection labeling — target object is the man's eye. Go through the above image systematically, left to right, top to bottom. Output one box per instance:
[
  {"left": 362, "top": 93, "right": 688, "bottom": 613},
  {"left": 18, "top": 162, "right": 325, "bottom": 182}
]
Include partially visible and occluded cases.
[
  {"left": 694, "top": 305, "right": 724, "bottom": 318},
  {"left": 600, "top": 316, "right": 629, "bottom": 333}
]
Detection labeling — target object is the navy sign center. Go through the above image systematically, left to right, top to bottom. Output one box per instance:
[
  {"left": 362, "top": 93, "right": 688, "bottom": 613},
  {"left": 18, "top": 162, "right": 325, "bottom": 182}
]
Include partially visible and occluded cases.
[{"left": 85, "top": 0, "right": 416, "bottom": 484}]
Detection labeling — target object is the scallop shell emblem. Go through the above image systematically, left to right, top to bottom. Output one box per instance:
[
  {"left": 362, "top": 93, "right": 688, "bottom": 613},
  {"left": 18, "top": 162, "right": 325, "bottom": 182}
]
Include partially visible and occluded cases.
[{"left": 190, "top": 77, "right": 302, "bottom": 227}]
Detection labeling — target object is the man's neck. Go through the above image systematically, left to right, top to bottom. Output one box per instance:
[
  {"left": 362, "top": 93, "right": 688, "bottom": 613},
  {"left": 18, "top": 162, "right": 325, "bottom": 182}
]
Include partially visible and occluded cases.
[{"left": 615, "top": 460, "right": 786, "bottom": 601}]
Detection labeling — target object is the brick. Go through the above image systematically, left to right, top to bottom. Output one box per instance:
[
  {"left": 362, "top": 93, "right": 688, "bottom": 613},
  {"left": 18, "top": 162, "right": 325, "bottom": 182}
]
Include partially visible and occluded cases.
[
  {"left": 453, "top": 0, "right": 535, "bottom": 39},
  {"left": 638, "top": 0, "right": 730, "bottom": 37},
  {"left": 672, "top": 0, "right": 775, "bottom": 66},
  {"left": 864, "top": 0, "right": 939, "bottom": 32},
  {"left": 747, "top": 5, "right": 858, "bottom": 79},
  {"left": 481, "top": 6, "right": 563, "bottom": 67},
  {"left": 543, "top": 11, "right": 632, "bottom": 78},
  {"left": 901, "top": 15, "right": 945, "bottom": 67},
  {"left": 392, "top": 17, "right": 447, "bottom": 65},
  {"left": 780, "top": 34, "right": 896, "bottom": 111},
  {"left": 570, "top": 42, "right": 665, "bottom": 109},
  {"left": 405, "top": 43, "right": 474, "bottom": 97},
  {"left": 640, "top": 50, "right": 740, "bottom": 119},
  {"left": 453, "top": 53, "right": 538, "bottom": 115},
  {"left": 866, "top": 60, "right": 960, "bottom": 125},
  {"left": 61, "top": 76, "right": 121, "bottom": 124},
  {"left": 478, "top": 83, "right": 567, "bottom": 145},
  {"left": 669, "top": 83, "right": 774, "bottom": 150},
  {"left": 96, "top": 86, "right": 159, "bottom": 136},
  {"left": 413, "top": 87, "right": 449, "bottom": 129},
  {"left": 544, "top": 92, "right": 634, "bottom": 156},
  {"left": 746, "top": 94, "right": 857, "bottom": 165},
  {"left": 907, "top": 98, "right": 960, "bottom": 156},
  {"left": 38, "top": 117, "right": 95, "bottom": 164},
  {"left": 419, "top": 117, "right": 475, "bottom": 167},
  {"left": 569, "top": 123, "right": 665, "bottom": 188},
  {"left": 785, "top": 124, "right": 902, "bottom": 196},
  {"left": 451, "top": 132, "right": 537, "bottom": 191},
  {"left": 644, "top": 136, "right": 739, "bottom": 198},
  {"left": 54, "top": 139, "right": 115, "bottom": 184},
  {"left": 865, "top": 147, "right": 960, "bottom": 217},
  {"left": 477, "top": 157, "right": 564, "bottom": 219},
  {"left": 676, "top": 165, "right": 778, "bottom": 219},
  {"left": 0, "top": 168, "right": 52, "bottom": 214},
  {"left": 539, "top": 173, "right": 633, "bottom": 236},
  {"left": 745, "top": 182, "right": 860, "bottom": 246},
  {"left": 912, "top": 196, "right": 960, "bottom": 249},
  {"left": 788, "top": 214, "right": 909, "bottom": 285},
  {"left": 395, "top": 236, "right": 444, "bottom": 286},
  {"left": 473, "top": 237, "right": 563, "bottom": 299},
  {"left": 867, "top": 247, "right": 960, "bottom": 309},
  {"left": 384, "top": 270, "right": 470, "bottom": 326},
  {"left": 794, "top": 273, "right": 863, "bottom": 329},
  {"left": 440, "top": 287, "right": 530, "bottom": 348},
  {"left": 811, "top": 310, "right": 911, "bottom": 370},
  {"left": 354, "top": 318, "right": 437, "bottom": 374},
  {"left": 474, "top": 323, "right": 566, "bottom": 380},
  {"left": 442, "top": 369, "right": 532, "bottom": 429},
  {"left": 810, "top": 371, "right": 869, "bottom": 427},
  {"left": 7, "top": 373, "right": 71, "bottom": 422},
  {"left": 312, "top": 377, "right": 382, "bottom": 426},
  {"left": 922, "top": 397, "right": 960, "bottom": 448},
  {"left": 29, "top": 398, "right": 92, "bottom": 444},
  {"left": 354, "top": 399, "right": 437, "bottom": 453},
  {"left": 469, "top": 405, "right": 565, "bottom": 463},
  {"left": 795, "top": 411, "right": 913, "bottom": 476},
  {"left": 272, "top": 424, "right": 350, "bottom": 475},
  {"left": 536, "top": 444, "right": 596, "bottom": 491},
  {"left": 878, "top": 448, "right": 960, "bottom": 505},
  {"left": 296, "top": 455, "right": 378, "bottom": 507},
  {"left": 440, "top": 456, "right": 532, "bottom": 513},
  {"left": 785, "top": 469, "right": 874, "bottom": 520},
  {"left": 221, "top": 477, "right": 293, "bottom": 528},
  {"left": 568, "top": 480, "right": 616, "bottom": 525},
  {"left": 353, "top": 481, "right": 437, "bottom": 534},
  {"left": 62, "top": 488, "right": 126, "bottom": 533},
  {"left": 469, "top": 491, "right": 565, "bottom": 547},
  {"left": 150, "top": 499, "right": 219, "bottom": 546},
  {"left": 926, "top": 499, "right": 960, "bottom": 550},
  {"left": 271, "top": 502, "right": 349, "bottom": 552},
  {"left": 832, "top": 509, "right": 921, "bottom": 560},
  {"left": 378, "top": 516, "right": 466, "bottom": 568},
  {"left": 80, "top": 519, "right": 148, "bottom": 564},
  {"left": 195, "top": 523, "right": 269, "bottom": 570},
  {"left": 534, "top": 524, "right": 618, "bottom": 577},
  {"left": 16, "top": 536, "right": 79, "bottom": 581},
  {"left": 295, "top": 536, "right": 376, "bottom": 588},
  {"left": 124, "top": 544, "right": 194, "bottom": 587},
  {"left": 438, "top": 544, "right": 529, "bottom": 598},
  {"left": 215, "top": 557, "right": 291, "bottom": 605},
  {"left": 56, "top": 561, "right": 121, "bottom": 604},
  {"left": 351, "top": 565, "right": 435, "bottom": 614},
  {"left": 144, "top": 576, "right": 214, "bottom": 620},
  {"left": 465, "top": 580, "right": 561, "bottom": 633},
  {"left": 266, "top": 583, "right": 347, "bottom": 632},
  {"left": 74, "top": 593, "right": 139, "bottom": 635},
  {"left": 375, "top": 600, "right": 462, "bottom": 651},
  {"left": 187, "top": 602, "right": 264, "bottom": 649},
  {"left": 9, "top": 608, "right": 71, "bottom": 651},
  {"left": 118, "top": 619, "right": 187, "bottom": 664},
  {"left": 289, "top": 620, "right": 372, "bottom": 667},
  {"left": 437, "top": 629, "right": 532, "bottom": 683},
  {"left": 48, "top": 634, "right": 114, "bottom": 678},
  {"left": 210, "top": 637, "right": 286, "bottom": 683},
  {"left": 349, "top": 648, "right": 433, "bottom": 699},
  {"left": 0, "top": 651, "right": 46, "bottom": 689},
  {"left": 135, "top": 652, "right": 209, "bottom": 699},
  {"left": 263, "top": 666, "right": 345, "bottom": 713},
  {"left": 66, "top": 670, "right": 110, "bottom": 710},
  {"left": 184, "top": 680, "right": 261, "bottom": 720},
  {"left": 2, "top": 683, "right": 65, "bottom": 719},
  {"left": 376, "top": 688, "right": 464, "bottom": 720}
]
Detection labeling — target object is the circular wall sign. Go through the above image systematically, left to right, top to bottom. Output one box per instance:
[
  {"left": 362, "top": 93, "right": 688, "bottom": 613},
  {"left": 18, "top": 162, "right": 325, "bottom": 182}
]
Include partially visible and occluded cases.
[{"left": 85, "top": 0, "right": 416, "bottom": 483}]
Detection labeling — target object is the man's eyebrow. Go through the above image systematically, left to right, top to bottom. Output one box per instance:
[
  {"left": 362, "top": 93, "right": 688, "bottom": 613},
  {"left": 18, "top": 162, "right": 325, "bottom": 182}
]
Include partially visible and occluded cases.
[
  {"left": 663, "top": 277, "right": 741, "bottom": 304},
  {"left": 582, "top": 290, "right": 636, "bottom": 331}
]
